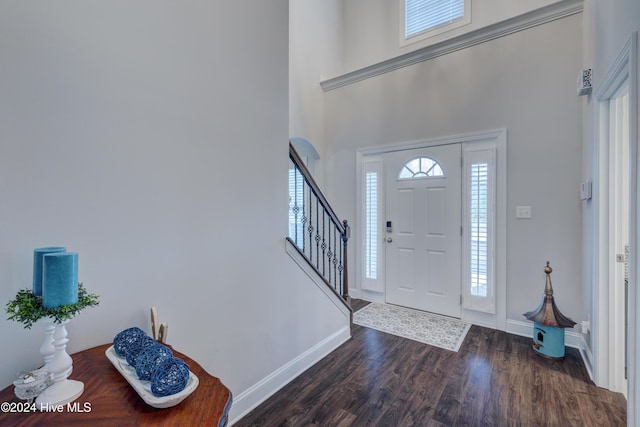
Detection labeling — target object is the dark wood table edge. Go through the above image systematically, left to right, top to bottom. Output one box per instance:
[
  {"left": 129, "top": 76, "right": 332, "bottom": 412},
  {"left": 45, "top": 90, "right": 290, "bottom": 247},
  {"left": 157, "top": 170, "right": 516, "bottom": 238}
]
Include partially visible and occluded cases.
[{"left": 0, "top": 342, "right": 233, "bottom": 427}]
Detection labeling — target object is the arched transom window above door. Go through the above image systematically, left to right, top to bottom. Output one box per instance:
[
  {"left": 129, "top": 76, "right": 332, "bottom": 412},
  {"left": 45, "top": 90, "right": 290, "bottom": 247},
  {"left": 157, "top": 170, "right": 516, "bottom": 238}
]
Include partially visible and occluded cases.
[{"left": 398, "top": 156, "right": 444, "bottom": 179}]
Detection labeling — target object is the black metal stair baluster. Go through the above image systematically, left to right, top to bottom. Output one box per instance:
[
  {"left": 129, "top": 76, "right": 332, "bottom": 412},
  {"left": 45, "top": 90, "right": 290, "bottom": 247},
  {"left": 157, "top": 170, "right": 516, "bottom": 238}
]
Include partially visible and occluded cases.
[
  {"left": 294, "top": 165, "right": 300, "bottom": 246},
  {"left": 300, "top": 168, "right": 307, "bottom": 254},
  {"left": 307, "top": 178, "right": 313, "bottom": 263},
  {"left": 315, "top": 194, "right": 320, "bottom": 270},
  {"left": 321, "top": 210, "right": 326, "bottom": 278},
  {"left": 328, "top": 221, "right": 333, "bottom": 289},
  {"left": 336, "top": 222, "right": 340, "bottom": 289},
  {"left": 337, "top": 223, "right": 342, "bottom": 295},
  {"left": 333, "top": 224, "right": 338, "bottom": 291},
  {"left": 338, "top": 232, "right": 344, "bottom": 296}
]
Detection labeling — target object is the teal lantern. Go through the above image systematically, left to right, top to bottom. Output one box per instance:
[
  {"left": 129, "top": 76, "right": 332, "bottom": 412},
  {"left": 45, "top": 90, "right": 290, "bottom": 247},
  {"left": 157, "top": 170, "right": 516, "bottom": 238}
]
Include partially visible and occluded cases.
[{"left": 523, "top": 262, "right": 576, "bottom": 359}]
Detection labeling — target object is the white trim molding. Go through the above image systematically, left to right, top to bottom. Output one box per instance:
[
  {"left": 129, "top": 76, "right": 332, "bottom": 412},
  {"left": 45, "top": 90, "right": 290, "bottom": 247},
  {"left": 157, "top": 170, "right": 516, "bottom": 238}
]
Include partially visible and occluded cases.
[
  {"left": 320, "top": 0, "right": 583, "bottom": 91},
  {"left": 593, "top": 31, "right": 638, "bottom": 425},
  {"left": 355, "top": 129, "right": 507, "bottom": 330},
  {"left": 230, "top": 240, "right": 353, "bottom": 424},
  {"left": 507, "top": 319, "right": 593, "bottom": 380},
  {"left": 507, "top": 320, "right": 585, "bottom": 351},
  {"left": 228, "top": 325, "right": 351, "bottom": 424}
]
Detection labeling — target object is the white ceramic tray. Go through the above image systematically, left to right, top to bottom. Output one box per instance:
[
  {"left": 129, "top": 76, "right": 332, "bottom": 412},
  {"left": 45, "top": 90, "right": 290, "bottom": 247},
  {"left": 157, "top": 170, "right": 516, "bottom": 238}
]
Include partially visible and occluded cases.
[{"left": 105, "top": 345, "right": 199, "bottom": 408}]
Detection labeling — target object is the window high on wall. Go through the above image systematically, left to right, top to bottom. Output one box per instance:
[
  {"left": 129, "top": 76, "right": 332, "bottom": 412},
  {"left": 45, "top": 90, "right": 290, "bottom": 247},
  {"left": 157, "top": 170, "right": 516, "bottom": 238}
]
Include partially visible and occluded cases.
[{"left": 401, "top": 0, "right": 470, "bottom": 46}]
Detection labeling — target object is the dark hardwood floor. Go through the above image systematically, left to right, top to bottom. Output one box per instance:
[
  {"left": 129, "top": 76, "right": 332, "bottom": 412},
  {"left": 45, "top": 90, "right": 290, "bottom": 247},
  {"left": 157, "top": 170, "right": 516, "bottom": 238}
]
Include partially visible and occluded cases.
[{"left": 237, "top": 300, "right": 627, "bottom": 426}]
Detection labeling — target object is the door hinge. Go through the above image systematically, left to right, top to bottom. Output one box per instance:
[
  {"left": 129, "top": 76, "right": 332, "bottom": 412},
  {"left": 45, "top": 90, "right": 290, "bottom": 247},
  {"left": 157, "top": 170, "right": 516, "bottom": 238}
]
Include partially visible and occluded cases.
[
  {"left": 460, "top": 225, "right": 463, "bottom": 236},
  {"left": 460, "top": 294, "right": 463, "bottom": 305}
]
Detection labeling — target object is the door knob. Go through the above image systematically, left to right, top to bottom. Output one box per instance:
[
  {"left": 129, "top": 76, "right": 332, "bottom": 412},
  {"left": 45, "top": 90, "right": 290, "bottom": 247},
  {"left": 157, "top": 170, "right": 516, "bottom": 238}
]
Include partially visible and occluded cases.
[{"left": 386, "top": 237, "right": 393, "bottom": 243}]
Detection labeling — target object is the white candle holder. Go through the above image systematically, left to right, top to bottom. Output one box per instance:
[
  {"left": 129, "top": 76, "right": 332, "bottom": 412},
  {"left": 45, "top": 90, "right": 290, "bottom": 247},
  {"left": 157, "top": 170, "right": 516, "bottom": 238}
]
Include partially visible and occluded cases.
[
  {"left": 36, "top": 318, "right": 84, "bottom": 409},
  {"left": 40, "top": 318, "right": 56, "bottom": 371}
]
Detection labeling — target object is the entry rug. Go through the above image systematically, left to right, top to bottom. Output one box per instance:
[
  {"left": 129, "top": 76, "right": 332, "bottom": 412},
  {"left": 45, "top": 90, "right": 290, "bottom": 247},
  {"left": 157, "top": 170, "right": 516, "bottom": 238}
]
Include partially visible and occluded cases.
[{"left": 353, "top": 303, "right": 471, "bottom": 352}]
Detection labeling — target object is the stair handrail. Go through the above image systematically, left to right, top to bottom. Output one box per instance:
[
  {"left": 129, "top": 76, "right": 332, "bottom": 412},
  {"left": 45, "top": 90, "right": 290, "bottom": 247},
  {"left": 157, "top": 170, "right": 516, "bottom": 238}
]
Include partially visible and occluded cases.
[{"left": 288, "top": 143, "right": 350, "bottom": 303}]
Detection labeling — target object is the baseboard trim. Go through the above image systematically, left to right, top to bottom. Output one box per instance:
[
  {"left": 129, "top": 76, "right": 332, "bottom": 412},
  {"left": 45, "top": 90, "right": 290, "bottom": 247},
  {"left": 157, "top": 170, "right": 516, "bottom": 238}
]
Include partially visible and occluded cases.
[
  {"left": 349, "top": 305, "right": 594, "bottom": 379},
  {"left": 229, "top": 310, "right": 594, "bottom": 424},
  {"left": 506, "top": 319, "right": 594, "bottom": 382},
  {"left": 507, "top": 319, "right": 582, "bottom": 348},
  {"left": 228, "top": 325, "right": 351, "bottom": 425},
  {"left": 578, "top": 334, "right": 595, "bottom": 383}
]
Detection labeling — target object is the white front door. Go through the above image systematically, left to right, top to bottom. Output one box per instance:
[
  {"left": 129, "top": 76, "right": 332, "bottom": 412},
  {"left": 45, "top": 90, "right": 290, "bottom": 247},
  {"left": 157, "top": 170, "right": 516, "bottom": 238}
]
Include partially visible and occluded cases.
[{"left": 384, "top": 144, "right": 462, "bottom": 318}]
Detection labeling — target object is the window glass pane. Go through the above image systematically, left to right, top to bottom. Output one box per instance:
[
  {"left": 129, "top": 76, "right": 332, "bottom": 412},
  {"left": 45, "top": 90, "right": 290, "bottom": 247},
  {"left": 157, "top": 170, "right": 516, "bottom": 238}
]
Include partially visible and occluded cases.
[
  {"left": 406, "top": 0, "right": 465, "bottom": 38},
  {"left": 398, "top": 156, "right": 444, "bottom": 179},
  {"left": 288, "top": 162, "right": 305, "bottom": 249},
  {"left": 470, "top": 162, "right": 488, "bottom": 297},
  {"left": 365, "top": 172, "right": 378, "bottom": 279}
]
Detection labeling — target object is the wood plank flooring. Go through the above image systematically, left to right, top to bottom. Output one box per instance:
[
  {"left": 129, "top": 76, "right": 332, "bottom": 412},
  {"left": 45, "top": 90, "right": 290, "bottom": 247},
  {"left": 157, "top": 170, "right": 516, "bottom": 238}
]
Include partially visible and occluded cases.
[{"left": 236, "top": 300, "right": 626, "bottom": 426}]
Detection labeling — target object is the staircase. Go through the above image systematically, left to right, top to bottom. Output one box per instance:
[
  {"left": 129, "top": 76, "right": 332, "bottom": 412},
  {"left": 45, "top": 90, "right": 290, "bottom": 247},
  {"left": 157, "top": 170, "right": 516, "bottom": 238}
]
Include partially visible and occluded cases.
[{"left": 287, "top": 143, "right": 351, "bottom": 315}]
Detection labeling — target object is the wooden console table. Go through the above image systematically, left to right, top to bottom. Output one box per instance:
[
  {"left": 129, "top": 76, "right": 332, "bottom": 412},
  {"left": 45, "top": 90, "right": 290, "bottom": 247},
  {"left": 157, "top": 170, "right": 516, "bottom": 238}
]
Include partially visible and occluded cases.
[{"left": 0, "top": 343, "right": 232, "bottom": 426}]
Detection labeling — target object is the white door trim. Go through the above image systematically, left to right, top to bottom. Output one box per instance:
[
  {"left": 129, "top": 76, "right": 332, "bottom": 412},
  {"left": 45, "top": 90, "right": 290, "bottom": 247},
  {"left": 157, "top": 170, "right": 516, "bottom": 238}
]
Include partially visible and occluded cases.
[
  {"left": 593, "top": 31, "right": 638, "bottom": 423},
  {"left": 607, "top": 87, "right": 629, "bottom": 397},
  {"left": 355, "top": 128, "right": 507, "bottom": 330},
  {"left": 384, "top": 144, "right": 463, "bottom": 318}
]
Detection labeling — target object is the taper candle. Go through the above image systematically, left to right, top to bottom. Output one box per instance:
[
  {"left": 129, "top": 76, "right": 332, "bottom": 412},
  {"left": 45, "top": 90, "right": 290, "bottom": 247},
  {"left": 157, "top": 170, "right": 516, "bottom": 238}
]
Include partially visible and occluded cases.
[
  {"left": 33, "top": 247, "right": 66, "bottom": 296},
  {"left": 42, "top": 252, "right": 78, "bottom": 308}
]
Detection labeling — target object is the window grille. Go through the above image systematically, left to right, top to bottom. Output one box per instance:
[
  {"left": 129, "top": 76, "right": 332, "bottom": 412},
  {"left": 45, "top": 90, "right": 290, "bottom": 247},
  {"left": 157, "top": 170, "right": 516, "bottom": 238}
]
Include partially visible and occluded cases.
[{"left": 398, "top": 156, "right": 444, "bottom": 179}]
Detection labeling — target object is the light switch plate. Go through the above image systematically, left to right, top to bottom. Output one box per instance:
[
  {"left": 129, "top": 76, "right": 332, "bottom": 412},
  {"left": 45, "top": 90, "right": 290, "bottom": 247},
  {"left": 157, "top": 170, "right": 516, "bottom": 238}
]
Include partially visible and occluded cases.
[{"left": 516, "top": 205, "right": 532, "bottom": 219}]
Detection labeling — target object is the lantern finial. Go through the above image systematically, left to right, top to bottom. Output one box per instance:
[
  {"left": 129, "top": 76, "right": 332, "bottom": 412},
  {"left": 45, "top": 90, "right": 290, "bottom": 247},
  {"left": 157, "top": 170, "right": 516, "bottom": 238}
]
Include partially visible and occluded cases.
[
  {"left": 523, "top": 261, "right": 576, "bottom": 329},
  {"left": 544, "top": 261, "right": 554, "bottom": 296}
]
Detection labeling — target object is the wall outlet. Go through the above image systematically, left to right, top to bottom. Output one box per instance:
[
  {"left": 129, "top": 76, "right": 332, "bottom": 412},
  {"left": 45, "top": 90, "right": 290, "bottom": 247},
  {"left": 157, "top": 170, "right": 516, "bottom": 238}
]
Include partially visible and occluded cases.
[{"left": 515, "top": 205, "right": 532, "bottom": 219}]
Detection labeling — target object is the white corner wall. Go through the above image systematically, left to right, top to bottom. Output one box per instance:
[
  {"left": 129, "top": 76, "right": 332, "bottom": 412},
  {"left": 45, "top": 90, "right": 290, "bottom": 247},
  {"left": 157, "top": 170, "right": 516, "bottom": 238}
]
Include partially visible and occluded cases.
[
  {"left": 289, "top": 0, "right": 344, "bottom": 186},
  {"left": 581, "top": 0, "right": 640, "bottom": 422},
  {"left": 0, "top": 2, "right": 349, "bottom": 423},
  {"left": 324, "top": 14, "right": 584, "bottom": 329}
]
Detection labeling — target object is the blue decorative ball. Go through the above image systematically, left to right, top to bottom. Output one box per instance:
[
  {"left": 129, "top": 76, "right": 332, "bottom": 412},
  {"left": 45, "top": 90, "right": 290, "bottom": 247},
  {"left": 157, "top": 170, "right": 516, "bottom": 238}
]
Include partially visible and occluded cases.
[
  {"left": 113, "top": 327, "right": 148, "bottom": 358},
  {"left": 125, "top": 335, "right": 156, "bottom": 367},
  {"left": 135, "top": 343, "right": 174, "bottom": 381},
  {"left": 150, "top": 357, "right": 190, "bottom": 397}
]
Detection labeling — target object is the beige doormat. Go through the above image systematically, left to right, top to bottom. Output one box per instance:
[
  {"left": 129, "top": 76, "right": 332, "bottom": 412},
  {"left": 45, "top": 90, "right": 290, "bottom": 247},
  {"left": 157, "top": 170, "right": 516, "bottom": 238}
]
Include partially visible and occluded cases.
[{"left": 353, "top": 302, "right": 471, "bottom": 352}]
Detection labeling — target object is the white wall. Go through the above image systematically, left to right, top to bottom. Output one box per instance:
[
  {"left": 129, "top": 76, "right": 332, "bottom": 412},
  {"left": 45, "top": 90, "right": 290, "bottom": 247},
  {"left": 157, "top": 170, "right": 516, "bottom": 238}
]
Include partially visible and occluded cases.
[
  {"left": 290, "top": 0, "right": 344, "bottom": 186},
  {"left": 341, "top": 0, "right": 567, "bottom": 73},
  {"left": 581, "top": 0, "right": 640, "bottom": 420},
  {"left": 581, "top": 0, "right": 640, "bottom": 334},
  {"left": 0, "top": 1, "right": 349, "bottom": 422},
  {"left": 324, "top": 13, "right": 584, "bottom": 326}
]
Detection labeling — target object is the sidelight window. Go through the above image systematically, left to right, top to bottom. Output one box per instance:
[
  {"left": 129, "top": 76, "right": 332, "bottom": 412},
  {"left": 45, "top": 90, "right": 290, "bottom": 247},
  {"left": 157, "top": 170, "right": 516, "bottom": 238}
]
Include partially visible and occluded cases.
[
  {"left": 463, "top": 148, "right": 496, "bottom": 313},
  {"left": 362, "top": 158, "right": 384, "bottom": 292},
  {"left": 470, "top": 162, "right": 488, "bottom": 297},
  {"left": 365, "top": 171, "right": 378, "bottom": 279}
]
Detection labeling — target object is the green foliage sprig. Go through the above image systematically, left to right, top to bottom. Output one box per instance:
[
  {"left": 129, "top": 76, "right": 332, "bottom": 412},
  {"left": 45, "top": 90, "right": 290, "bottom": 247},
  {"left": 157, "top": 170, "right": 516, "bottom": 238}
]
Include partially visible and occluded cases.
[{"left": 6, "top": 283, "right": 100, "bottom": 329}]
